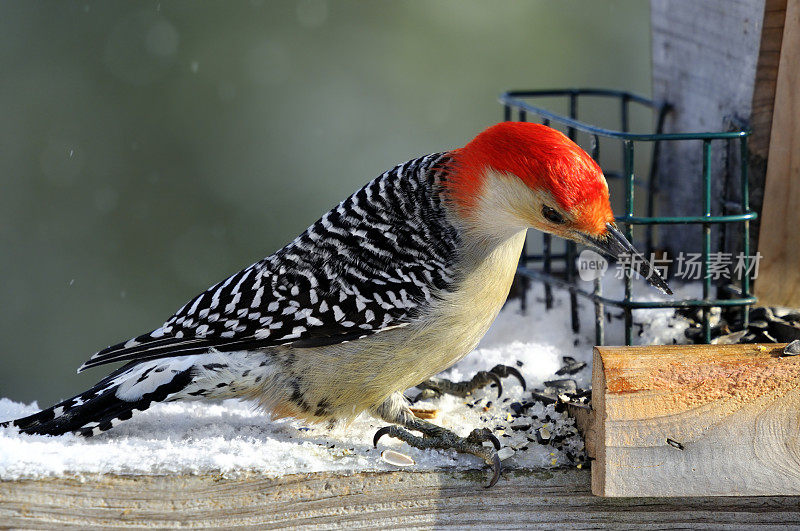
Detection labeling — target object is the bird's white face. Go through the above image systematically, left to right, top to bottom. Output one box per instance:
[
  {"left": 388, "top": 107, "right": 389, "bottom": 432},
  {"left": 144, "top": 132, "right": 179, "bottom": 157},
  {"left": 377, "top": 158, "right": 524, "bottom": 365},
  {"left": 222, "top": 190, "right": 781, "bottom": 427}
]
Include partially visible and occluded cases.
[
  {"left": 468, "top": 169, "right": 672, "bottom": 295},
  {"left": 468, "top": 170, "right": 593, "bottom": 242}
]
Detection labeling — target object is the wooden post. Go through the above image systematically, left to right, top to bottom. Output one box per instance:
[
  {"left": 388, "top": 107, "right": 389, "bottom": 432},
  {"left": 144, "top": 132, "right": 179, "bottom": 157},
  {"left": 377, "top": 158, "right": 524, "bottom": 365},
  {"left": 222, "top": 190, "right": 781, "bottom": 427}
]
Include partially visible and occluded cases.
[
  {"left": 650, "top": 0, "right": 784, "bottom": 259},
  {"left": 755, "top": 0, "right": 800, "bottom": 307},
  {"left": 590, "top": 344, "right": 800, "bottom": 497}
]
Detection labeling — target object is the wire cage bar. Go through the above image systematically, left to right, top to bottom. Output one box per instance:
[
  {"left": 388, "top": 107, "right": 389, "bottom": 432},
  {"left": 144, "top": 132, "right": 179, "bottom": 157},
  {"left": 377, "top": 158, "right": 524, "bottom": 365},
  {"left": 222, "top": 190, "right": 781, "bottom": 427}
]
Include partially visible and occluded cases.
[{"left": 500, "top": 88, "right": 758, "bottom": 345}]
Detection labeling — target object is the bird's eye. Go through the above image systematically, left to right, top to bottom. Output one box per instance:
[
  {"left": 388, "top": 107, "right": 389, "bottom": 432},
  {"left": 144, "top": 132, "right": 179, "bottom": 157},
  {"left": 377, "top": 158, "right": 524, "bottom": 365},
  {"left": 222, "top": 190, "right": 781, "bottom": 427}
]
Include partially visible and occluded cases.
[{"left": 542, "top": 205, "right": 565, "bottom": 224}]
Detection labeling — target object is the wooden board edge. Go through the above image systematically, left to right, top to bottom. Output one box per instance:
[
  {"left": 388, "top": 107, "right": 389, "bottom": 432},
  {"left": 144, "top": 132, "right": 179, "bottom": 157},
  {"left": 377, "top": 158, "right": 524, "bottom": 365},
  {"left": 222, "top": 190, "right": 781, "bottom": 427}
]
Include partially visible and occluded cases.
[
  {"left": 755, "top": 0, "right": 800, "bottom": 307},
  {"left": 591, "top": 346, "right": 607, "bottom": 496}
]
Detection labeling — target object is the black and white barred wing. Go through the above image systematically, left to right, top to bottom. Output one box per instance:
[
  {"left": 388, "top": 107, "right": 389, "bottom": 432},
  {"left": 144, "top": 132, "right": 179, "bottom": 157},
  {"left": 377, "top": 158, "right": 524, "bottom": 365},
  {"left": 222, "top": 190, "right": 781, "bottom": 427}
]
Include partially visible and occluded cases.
[{"left": 79, "top": 153, "right": 460, "bottom": 372}]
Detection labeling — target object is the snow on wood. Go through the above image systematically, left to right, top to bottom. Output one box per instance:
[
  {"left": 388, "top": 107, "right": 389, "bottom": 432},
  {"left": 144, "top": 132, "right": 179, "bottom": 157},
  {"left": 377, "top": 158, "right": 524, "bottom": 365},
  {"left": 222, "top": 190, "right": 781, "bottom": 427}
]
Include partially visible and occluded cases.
[{"left": 0, "top": 280, "right": 689, "bottom": 481}]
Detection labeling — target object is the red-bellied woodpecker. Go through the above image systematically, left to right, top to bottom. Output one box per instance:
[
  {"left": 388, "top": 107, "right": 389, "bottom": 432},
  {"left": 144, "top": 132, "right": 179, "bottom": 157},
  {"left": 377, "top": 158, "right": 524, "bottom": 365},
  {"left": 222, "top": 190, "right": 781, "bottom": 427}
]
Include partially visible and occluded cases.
[{"left": 2, "top": 122, "right": 670, "bottom": 487}]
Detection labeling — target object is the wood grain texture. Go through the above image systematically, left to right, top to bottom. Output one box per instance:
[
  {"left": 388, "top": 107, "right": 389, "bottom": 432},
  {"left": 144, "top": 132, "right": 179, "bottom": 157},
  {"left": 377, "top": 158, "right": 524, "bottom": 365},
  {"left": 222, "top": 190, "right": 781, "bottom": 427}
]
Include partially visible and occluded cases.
[
  {"left": 651, "top": 0, "right": 767, "bottom": 255},
  {"left": 750, "top": 0, "right": 788, "bottom": 160},
  {"left": 755, "top": 0, "right": 800, "bottom": 307},
  {"left": 592, "top": 344, "right": 800, "bottom": 497},
  {"left": 3, "top": 469, "right": 800, "bottom": 529}
]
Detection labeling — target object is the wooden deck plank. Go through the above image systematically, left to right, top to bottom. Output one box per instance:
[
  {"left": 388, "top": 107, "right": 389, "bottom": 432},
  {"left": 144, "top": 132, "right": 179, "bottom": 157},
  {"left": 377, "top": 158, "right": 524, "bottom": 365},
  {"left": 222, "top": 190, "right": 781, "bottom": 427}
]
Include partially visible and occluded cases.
[{"left": 2, "top": 469, "right": 800, "bottom": 528}]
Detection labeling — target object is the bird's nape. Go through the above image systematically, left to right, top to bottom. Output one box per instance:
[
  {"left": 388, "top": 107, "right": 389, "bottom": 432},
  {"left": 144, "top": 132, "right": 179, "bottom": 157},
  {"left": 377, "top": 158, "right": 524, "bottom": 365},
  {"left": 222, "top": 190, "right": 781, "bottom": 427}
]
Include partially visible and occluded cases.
[{"left": 584, "top": 222, "right": 673, "bottom": 295}]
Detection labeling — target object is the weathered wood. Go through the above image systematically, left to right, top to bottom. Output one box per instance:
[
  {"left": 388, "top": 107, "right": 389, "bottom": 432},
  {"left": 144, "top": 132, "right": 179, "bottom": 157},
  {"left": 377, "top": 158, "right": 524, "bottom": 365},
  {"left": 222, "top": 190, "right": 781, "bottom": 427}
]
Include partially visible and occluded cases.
[
  {"left": 650, "top": 0, "right": 777, "bottom": 258},
  {"left": 750, "top": 0, "right": 788, "bottom": 160},
  {"left": 755, "top": 0, "right": 800, "bottom": 307},
  {"left": 5, "top": 344, "right": 800, "bottom": 524},
  {"left": 591, "top": 344, "right": 800, "bottom": 497},
  {"left": 2, "top": 469, "right": 800, "bottom": 529}
]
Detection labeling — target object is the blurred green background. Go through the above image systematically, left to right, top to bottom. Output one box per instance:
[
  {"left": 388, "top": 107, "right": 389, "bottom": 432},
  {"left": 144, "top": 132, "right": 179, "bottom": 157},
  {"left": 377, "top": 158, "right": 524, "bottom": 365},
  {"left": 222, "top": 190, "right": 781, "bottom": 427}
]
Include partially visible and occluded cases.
[{"left": 0, "top": 0, "right": 651, "bottom": 405}]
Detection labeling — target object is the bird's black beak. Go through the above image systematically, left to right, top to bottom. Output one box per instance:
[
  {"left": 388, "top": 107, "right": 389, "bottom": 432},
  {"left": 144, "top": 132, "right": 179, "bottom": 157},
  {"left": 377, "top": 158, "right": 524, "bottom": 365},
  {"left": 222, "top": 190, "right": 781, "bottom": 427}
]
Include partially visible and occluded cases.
[{"left": 584, "top": 222, "right": 673, "bottom": 295}]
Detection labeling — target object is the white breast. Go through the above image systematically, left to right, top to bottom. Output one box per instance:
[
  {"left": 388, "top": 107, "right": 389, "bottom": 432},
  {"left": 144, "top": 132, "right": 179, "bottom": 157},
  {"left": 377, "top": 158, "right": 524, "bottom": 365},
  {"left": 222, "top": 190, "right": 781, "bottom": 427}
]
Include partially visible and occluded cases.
[
  {"left": 404, "top": 228, "right": 528, "bottom": 377},
  {"left": 261, "top": 229, "right": 527, "bottom": 421}
]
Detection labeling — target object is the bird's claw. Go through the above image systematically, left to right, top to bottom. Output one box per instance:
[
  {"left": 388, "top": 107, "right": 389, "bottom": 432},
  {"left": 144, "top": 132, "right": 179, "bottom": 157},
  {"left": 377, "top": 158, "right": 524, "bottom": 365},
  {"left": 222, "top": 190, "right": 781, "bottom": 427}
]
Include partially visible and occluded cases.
[
  {"left": 414, "top": 364, "right": 526, "bottom": 401},
  {"left": 488, "top": 364, "right": 527, "bottom": 393},
  {"left": 484, "top": 371, "right": 504, "bottom": 398},
  {"left": 372, "top": 423, "right": 502, "bottom": 488},
  {"left": 373, "top": 425, "right": 393, "bottom": 447},
  {"left": 465, "top": 426, "right": 501, "bottom": 450},
  {"left": 486, "top": 452, "right": 501, "bottom": 488}
]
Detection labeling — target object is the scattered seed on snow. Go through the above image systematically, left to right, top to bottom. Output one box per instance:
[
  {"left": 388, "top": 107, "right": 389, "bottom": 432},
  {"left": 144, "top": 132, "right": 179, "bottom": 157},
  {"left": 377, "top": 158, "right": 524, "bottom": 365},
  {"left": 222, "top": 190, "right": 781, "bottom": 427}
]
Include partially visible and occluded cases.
[
  {"left": 544, "top": 378, "right": 577, "bottom": 393},
  {"left": 531, "top": 391, "right": 557, "bottom": 405},
  {"left": 536, "top": 426, "right": 552, "bottom": 444},
  {"left": 497, "top": 447, "right": 515, "bottom": 461},
  {"left": 381, "top": 449, "right": 415, "bottom": 467}
]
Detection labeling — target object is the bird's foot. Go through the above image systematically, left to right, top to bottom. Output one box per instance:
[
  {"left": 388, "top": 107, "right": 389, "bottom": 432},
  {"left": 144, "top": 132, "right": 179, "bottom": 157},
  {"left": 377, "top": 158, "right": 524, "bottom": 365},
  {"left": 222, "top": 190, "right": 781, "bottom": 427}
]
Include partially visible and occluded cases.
[
  {"left": 413, "top": 364, "right": 526, "bottom": 402},
  {"left": 373, "top": 419, "right": 501, "bottom": 488}
]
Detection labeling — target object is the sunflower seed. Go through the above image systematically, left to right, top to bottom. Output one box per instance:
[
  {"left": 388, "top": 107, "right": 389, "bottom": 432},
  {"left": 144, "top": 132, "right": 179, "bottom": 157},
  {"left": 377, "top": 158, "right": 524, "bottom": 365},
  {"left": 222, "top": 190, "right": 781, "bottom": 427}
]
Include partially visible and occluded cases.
[
  {"left": 782, "top": 339, "right": 800, "bottom": 356},
  {"left": 666, "top": 438, "right": 684, "bottom": 450},
  {"left": 497, "top": 447, "right": 516, "bottom": 461},
  {"left": 381, "top": 449, "right": 415, "bottom": 467}
]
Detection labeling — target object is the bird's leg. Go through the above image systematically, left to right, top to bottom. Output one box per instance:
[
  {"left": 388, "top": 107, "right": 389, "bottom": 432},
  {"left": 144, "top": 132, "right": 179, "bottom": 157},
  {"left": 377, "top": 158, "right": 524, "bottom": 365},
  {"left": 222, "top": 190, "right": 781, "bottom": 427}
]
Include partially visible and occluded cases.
[
  {"left": 413, "top": 364, "right": 526, "bottom": 402},
  {"left": 371, "top": 394, "right": 502, "bottom": 488}
]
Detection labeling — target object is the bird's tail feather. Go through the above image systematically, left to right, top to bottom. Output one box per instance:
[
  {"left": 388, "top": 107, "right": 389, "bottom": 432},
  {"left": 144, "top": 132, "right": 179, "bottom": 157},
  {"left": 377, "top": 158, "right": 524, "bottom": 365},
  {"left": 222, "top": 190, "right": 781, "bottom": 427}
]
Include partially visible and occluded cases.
[{"left": 1, "top": 359, "right": 196, "bottom": 437}]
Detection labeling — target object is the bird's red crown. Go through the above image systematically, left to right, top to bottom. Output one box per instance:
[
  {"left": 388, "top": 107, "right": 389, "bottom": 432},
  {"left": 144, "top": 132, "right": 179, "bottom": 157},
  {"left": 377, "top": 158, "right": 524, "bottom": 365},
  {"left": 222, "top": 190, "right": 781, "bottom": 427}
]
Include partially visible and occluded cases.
[{"left": 448, "top": 122, "right": 613, "bottom": 236}]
